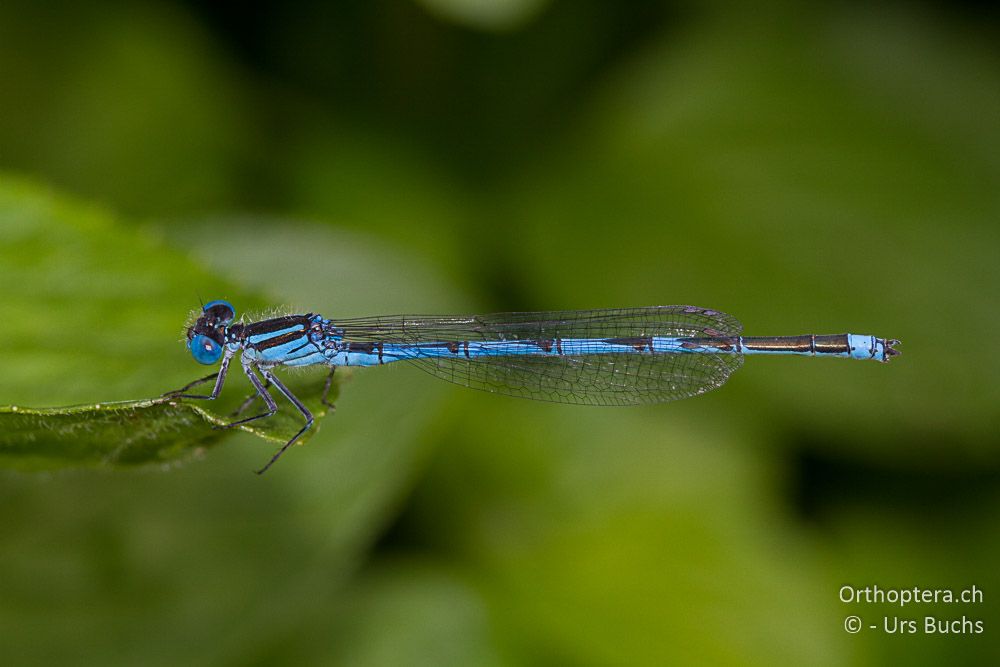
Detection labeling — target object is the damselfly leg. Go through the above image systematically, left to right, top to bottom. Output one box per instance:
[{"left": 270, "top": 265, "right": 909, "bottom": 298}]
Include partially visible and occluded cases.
[
  {"left": 170, "top": 354, "right": 233, "bottom": 400},
  {"left": 215, "top": 363, "right": 278, "bottom": 429},
  {"left": 320, "top": 368, "right": 337, "bottom": 409},
  {"left": 254, "top": 370, "right": 314, "bottom": 475},
  {"left": 164, "top": 371, "right": 219, "bottom": 397},
  {"left": 230, "top": 378, "right": 271, "bottom": 417}
]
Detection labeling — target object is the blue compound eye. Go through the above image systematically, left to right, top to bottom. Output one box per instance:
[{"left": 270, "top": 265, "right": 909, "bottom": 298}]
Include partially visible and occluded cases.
[
  {"left": 203, "top": 299, "right": 235, "bottom": 323},
  {"left": 190, "top": 334, "right": 223, "bottom": 365}
]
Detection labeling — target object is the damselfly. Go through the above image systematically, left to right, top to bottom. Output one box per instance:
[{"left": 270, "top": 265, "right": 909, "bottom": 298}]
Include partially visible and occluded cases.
[{"left": 174, "top": 301, "right": 899, "bottom": 473}]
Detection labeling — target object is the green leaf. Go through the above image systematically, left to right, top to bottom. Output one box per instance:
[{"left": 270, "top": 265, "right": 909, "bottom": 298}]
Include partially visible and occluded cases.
[
  {"left": 0, "top": 176, "right": 337, "bottom": 471},
  {"left": 0, "top": 372, "right": 336, "bottom": 472},
  {"left": 0, "top": 397, "right": 221, "bottom": 471}
]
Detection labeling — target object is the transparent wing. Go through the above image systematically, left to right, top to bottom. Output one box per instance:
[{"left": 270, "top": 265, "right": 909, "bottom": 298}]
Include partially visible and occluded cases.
[
  {"left": 329, "top": 306, "right": 744, "bottom": 405},
  {"left": 332, "top": 306, "right": 741, "bottom": 342},
  {"left": 410, "top": 349, "right": 742, "bottom": 405}
]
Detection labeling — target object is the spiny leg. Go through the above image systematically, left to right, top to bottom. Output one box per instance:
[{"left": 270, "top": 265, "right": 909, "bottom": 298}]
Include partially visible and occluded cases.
[
  {"left": 169, "top": 354, "right": 233, "bottom": 400},
  {"left": 216, "top": 363, "right": 278, "bottom": 429},
  {"left": 235, "top": 366, "right": 337, "bottom": 417},
  {"left": 236, "top": 367, "right": 335, "bottom": 419},
  {"left": 236, "top": 367, "right": 334, "bottom": 417},
  {"left": 321, "top": 368, "right": 337, "bottom": 410},
  {"left": 255, "top": 370, "right": 314, "bottom": 475},
  {"left": 163, "top": 371, "right": 218, "bottom": 397},
  {"left": 230, "top": 378, "right": 272, "bottom": 417}
]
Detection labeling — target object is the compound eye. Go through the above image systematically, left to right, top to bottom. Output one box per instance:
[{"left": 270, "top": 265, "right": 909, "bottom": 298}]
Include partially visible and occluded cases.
[
  {"left": 203, "top": 299, "right": 235, "bottom": 323},
  {"left": 189, "top": 334, "right": 223, "bottom": 365}
]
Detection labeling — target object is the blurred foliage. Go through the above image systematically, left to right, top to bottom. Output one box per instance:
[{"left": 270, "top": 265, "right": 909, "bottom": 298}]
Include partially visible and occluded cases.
[{"left": 1, "top": 0, "right": 999, "bottom": 665}]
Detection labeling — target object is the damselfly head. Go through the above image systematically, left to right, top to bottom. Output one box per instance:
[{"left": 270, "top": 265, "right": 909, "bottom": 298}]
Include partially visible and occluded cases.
[{"left": 186, "top": 300, "right": 236, "bottom": 365}]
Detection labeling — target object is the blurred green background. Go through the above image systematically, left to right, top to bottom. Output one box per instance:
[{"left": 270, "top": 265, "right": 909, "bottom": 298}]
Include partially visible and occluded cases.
[{"left": 1, "top": 0, "right": 999, "bottom": 664}]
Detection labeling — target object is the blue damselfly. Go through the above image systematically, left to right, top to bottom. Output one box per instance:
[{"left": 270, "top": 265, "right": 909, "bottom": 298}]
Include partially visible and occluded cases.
[{"left": 174, "top": 301, "right": 899, "bottom": 473}]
